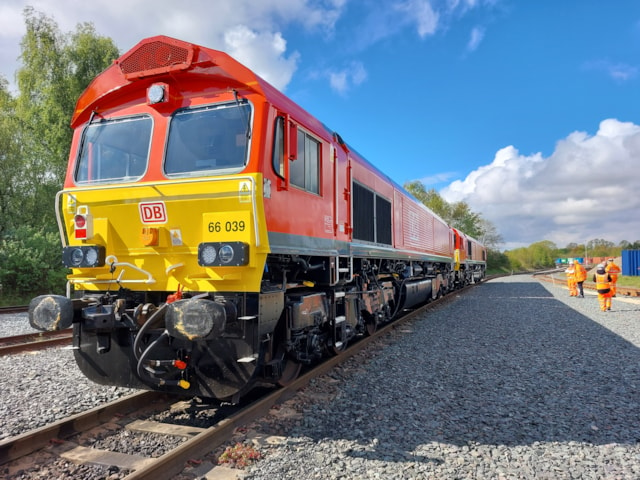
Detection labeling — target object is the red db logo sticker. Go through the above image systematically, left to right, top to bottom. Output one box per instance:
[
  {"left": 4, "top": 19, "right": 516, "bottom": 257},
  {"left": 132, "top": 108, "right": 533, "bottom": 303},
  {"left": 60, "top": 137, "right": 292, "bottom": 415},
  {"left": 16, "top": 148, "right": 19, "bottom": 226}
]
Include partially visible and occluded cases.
[{"left": 139, "top": 202, "right": 167, "bottom": 224}]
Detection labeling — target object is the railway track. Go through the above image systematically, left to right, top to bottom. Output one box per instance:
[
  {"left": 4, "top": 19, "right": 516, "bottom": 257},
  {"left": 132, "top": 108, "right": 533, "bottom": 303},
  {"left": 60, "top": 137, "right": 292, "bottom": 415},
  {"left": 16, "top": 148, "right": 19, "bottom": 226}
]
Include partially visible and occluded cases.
[
  {"left": 0, "top": 280, "right": 469, "bottom": 479},
  {"left": 0, "top": 306, "right": 28, "bottom": 315},
  {"left": 0, "top": 329, "right": 72, "bottom": 355}
]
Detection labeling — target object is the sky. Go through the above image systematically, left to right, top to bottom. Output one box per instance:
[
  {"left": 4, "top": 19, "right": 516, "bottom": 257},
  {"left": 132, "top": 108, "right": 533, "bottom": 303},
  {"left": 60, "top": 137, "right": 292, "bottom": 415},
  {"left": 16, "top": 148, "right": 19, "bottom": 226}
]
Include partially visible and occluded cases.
[{"left": 0, "top": 0, "right": 639, "bottom": 251}]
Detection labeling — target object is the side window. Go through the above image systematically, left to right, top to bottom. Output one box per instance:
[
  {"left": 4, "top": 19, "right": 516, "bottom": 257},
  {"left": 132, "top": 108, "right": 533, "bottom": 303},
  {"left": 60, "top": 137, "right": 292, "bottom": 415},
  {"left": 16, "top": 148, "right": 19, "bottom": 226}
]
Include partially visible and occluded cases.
[
  {"left": 272, "top": 116, "right": 285, "bottom": 178},
  {"left": 291, "top": 129, "right": 320, "bottom": 194}
]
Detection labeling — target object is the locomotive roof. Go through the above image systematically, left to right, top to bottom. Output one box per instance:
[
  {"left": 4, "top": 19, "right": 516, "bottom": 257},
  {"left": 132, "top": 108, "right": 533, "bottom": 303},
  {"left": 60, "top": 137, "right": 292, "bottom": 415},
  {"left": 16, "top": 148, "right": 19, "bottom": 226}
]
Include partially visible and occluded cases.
[{"left": 71, "top": 35, "right": 446, "bottom": 226}]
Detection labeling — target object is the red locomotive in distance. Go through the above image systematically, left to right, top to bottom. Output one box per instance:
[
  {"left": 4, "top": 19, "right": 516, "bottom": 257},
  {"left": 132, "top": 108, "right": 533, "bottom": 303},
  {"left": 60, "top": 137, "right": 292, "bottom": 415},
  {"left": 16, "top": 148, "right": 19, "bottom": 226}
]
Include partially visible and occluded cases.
[{"left": 29, "top": 36, "right": 486, "bottom": 402}]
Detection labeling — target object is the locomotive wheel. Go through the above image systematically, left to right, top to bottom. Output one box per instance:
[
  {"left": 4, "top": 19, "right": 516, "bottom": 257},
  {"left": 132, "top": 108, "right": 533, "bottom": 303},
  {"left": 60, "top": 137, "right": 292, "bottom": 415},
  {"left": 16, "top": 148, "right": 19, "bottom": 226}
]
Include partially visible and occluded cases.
[
  {"left": 365, "top": 318, "right": 377, "bottom": 336},
  {"left": 329, "top": 339, "right": 347, "bottom": 356},
  {"left": 277, "top": 358, "right": 302, "bottom": 386}
]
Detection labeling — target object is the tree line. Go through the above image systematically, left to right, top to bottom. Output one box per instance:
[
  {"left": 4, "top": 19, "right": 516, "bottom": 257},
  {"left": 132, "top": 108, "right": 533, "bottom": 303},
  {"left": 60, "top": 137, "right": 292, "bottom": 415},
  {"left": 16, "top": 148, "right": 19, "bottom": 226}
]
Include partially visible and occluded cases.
[
  {"left": 0, "top": 8, "right": 119, "bottom": 301},
  {"left": 0, "top": 9, "right": 636, "bottom": 303}
]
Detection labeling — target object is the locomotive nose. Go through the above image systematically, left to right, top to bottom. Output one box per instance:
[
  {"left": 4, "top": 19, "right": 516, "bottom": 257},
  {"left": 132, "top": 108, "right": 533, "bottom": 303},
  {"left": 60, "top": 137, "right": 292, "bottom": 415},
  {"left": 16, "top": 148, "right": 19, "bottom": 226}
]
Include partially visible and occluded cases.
[
  {"left": 28, "top": 295, "right": 74, "bottom": 331},
  {"left": 165, "top": 298, "right": 236, "bottom": 341}
]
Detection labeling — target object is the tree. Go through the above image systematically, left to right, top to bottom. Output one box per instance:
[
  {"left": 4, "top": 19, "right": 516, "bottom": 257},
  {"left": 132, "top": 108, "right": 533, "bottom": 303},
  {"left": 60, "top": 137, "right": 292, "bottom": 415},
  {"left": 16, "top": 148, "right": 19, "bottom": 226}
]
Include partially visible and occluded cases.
[
  {"left": 14, "top": 7, "right": 119, "bottom": 231},
  {"left": 0, "top": 8, "right": 120, "bottom": 298},
  {"left": 0, "top": 77, "right": 20, "bottom": 236},
  {"left": 404, "top": 180, "right": 507, "bottom": 270},
  {"left": 404, "top": 181, "right": 450, "bottom": 219},
  {"left": 405, "top": 181, "right": 484, "bottom": 237},
  {"left": 448, "top": 200, "right": 482, "bottom": 239},
  {"left": 476, "top": 217, "right": 503, "bottom": 251},
  {"left": 586, "top": 238, "right": 616, "bottom": 257},
  {"left": 504, "top": 240, "right": 558, "bottom": 271}
]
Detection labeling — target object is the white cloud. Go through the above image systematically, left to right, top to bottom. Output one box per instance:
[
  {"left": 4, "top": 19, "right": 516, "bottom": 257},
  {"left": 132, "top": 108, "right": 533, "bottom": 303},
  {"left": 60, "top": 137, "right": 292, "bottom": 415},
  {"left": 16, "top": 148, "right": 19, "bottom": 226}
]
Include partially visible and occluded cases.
[
  {"left": 0, "top": 0, "right": 345, "bottom": 92},
  {"left": 411, "top": 0, "right": 440, "bottom": 38},
  {"left": 224, "top": 26, "right": 300, "bottom": 90},
  {"left": 467, "top": 26, "right": 485, "bottom": 52},
  {"left": 584, "top": 59, "right": 638, "bottom": 82},
  {"left": 327, "top": 61, "right": 367, "bottom": 94},
  {"left": 440, "top": 119, "right": 640, "bottom": 249},
  {"left": 419, "top": 171, "right": 459, "bottom": 186}
]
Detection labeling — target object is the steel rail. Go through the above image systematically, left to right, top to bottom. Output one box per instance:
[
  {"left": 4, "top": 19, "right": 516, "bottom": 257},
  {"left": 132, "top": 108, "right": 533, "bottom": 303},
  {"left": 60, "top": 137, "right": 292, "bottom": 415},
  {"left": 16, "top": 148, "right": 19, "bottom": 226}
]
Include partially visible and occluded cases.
[
  {"left": 0, "top": 330, "right": 72, "bottom": 356},
  {"left": 0, "top": 391, "right": 163, "bottom": 466}
]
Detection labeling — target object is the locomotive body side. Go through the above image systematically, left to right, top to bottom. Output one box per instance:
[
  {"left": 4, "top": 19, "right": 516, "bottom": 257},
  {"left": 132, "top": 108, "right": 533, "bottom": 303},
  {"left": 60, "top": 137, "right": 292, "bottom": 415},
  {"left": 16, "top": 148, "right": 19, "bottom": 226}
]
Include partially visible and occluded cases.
[{"left": 29, "top": 36, "right": 485, "bottom": 402}]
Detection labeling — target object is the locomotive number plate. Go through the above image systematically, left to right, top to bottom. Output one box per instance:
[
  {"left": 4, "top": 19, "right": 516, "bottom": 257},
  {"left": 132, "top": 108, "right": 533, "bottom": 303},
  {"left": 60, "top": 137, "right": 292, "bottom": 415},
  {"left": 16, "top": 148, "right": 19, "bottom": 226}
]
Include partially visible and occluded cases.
[{"left": 202, "top": 211, "right": 251, "bottom": 241}]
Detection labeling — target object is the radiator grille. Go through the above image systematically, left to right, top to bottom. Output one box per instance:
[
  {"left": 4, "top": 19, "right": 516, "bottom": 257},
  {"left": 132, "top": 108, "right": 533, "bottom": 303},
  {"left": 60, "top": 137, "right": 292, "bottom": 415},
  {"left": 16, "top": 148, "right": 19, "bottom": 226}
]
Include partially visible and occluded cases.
[
  {"left": 118, "top": 40, "right": 193, "bottom": 79},
  {"left": 353, "top": 182, "right": 392, "bottom": 245},
  {"left": 353, "top": 183, "right": 375, "bottom": 242}
]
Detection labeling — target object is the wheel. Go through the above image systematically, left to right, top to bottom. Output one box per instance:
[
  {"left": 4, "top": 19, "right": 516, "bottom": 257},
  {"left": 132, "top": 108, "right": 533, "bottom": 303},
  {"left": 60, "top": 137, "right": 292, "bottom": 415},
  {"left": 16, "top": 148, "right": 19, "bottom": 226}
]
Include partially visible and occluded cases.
[
  {"left": 365, "top": 318, "right": 377, "bottom": 336},
  {"left": 328, "top": 336, "right": 347, "bottom": 355},
  {"left": 277, "top": 357, "right": 302, "bottom": 386}
]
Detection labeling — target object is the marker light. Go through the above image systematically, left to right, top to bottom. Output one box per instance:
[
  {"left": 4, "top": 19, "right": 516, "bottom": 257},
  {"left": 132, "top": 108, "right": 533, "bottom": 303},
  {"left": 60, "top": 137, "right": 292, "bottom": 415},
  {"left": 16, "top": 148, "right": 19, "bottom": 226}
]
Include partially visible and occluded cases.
[
  {"left": 74, "top": 206, "right": 93, "bottom": 240},
  {"left": 198, "top": 242, "right": 249, "bottom": 267}
]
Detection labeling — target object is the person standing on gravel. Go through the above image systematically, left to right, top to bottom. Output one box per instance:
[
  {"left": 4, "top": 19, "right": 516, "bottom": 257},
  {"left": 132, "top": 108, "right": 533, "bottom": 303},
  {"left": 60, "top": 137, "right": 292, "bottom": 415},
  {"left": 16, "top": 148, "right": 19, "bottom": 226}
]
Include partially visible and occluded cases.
[
  {"left": 605, "top": 258, "right": 621, "bottom": 297},
  {"left": 573, "top": 260, "right": 587, "bottom": 298},
  {"left": 565, "top": 262, "right": 577, "bottom": 296},
  {"left": 593, "top": 264, "right": 613, "bottom": 311}
]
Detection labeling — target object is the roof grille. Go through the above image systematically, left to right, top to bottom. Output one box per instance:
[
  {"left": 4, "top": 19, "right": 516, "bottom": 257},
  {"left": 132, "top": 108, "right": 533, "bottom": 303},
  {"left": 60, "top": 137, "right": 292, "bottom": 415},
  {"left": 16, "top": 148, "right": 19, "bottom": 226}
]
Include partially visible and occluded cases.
[{"left": 118, "top": 39, "right": 194, "bottom": 79}]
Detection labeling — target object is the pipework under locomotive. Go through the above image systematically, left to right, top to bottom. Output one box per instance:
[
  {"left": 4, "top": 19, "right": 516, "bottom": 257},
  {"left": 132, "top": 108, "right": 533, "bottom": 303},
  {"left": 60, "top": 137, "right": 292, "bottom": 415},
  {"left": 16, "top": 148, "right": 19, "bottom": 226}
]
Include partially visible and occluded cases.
[{"left": 29, "top": 36, "right": 486, "bottom": 402}]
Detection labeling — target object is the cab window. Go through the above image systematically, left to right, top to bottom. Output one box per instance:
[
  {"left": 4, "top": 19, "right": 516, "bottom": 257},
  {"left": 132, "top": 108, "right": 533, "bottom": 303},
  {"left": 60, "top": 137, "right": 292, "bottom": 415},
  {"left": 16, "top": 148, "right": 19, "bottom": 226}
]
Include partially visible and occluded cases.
[
  {"left": 165, "top": 101, "right": 251, "bottom": 176},
  {"left": 75, "top": 115, "right": 151, "bottom": 184}
]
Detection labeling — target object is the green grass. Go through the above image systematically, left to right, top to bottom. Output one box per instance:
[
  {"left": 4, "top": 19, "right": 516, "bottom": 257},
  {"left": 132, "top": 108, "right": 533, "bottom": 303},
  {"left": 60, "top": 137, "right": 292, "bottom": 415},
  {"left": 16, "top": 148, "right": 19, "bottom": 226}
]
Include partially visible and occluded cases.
[{"left": 618, "top": 276, "right": 640, "bottom": 288}]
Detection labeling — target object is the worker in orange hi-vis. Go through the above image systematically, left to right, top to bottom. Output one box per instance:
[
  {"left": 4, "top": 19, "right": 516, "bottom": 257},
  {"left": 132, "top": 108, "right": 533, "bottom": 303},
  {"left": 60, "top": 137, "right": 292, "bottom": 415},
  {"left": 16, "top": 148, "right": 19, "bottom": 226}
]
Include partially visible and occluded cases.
[
  {"left": 605, "top": 258, "right": 621, "bottom": 297},
  {"left": 573, "top": 260, "right": 587, "bottom": 298},
  {"left": 565, "top": 262, "right": 577, "bottom": 296},
  {"left": 593, "top": 264, "right": 613, "bottom": 311}
]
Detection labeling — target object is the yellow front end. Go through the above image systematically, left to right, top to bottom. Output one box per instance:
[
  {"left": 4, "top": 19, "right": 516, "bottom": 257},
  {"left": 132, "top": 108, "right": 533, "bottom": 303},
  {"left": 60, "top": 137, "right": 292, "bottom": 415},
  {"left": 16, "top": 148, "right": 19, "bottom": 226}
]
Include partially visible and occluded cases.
[{"left": 59, "top": 174, "right": 269, "bottom": 294}]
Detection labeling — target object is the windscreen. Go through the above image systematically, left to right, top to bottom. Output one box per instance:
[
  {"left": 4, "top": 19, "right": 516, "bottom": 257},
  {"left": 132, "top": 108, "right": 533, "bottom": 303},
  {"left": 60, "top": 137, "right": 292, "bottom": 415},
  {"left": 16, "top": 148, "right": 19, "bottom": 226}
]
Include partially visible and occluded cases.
[
  {"left": 164, "top": 102, "right": 251, "bottom": 175},
  {"left": 75, "top": 115, "right": 152, "bottom": 184}
]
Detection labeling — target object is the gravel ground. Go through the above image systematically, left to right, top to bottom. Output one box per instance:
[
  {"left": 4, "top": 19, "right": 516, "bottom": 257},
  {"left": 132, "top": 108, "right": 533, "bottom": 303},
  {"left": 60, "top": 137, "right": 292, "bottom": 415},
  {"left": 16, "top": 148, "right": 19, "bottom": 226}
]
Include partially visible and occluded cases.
[
  {"left": 2, "top": 276, "right": 640, "bottom": 479},
  {"left": 239, "top": 276, "right": 640, "bottom": 480},
  {"left": 0, "top": 314, "right": 136, "bottom": 440}
]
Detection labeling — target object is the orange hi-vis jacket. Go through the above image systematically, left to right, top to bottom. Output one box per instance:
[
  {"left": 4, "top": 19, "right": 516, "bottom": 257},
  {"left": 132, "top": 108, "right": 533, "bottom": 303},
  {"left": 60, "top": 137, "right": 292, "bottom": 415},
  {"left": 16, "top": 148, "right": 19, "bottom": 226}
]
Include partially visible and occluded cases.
[
  {"left": 605, "top": 261, "right": 621, "bottom": 280},
  {"left": 574, "top": 263, "right": 587, "bottom": 282},
  {"left": 594, "top": 272, "right": 612, "bottom": 295}
]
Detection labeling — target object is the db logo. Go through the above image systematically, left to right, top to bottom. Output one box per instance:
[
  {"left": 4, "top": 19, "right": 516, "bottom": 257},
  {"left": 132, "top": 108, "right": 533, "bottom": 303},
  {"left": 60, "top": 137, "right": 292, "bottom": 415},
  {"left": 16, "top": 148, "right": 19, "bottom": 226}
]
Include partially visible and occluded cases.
[{"left": 139, "top": 202, "right": 167, "bottom": 224}]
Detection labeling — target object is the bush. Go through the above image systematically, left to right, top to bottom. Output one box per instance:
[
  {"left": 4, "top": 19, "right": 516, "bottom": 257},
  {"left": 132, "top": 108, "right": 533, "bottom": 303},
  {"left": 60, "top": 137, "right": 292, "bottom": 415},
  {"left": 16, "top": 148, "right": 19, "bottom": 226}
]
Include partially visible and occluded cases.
[{"left": 0, "top": 226, "right": 67, "bottom": 300}]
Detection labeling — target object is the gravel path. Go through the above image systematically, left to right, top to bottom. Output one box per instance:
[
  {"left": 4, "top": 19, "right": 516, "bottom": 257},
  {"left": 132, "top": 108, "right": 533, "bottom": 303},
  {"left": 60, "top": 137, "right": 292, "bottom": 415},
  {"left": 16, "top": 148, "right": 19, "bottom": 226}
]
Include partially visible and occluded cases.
[
  {"left": 2, "top": 276, "right": 640, "bottom": 479},
  {"left": 240, "top": 276, "right": 640, "bottom": 480},
  {"left": 0, "top": 313, "right": 135, "bottom": 440}
]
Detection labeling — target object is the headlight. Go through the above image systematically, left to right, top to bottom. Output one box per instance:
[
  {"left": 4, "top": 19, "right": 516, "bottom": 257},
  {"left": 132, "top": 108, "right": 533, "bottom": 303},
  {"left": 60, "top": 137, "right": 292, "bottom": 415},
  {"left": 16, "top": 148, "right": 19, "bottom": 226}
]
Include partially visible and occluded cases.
[
  {"left": 147, "top": 83, "right": 166, "bottom": 104},
  {"left": 198, "top": 242, "right": 248, "bottom": 267},
  {"left": 200, "top": 244, "right": 217, "bottom": 264},
  {"left": 218, "top": 244, "right": 234, "bottom": 264},
  {"left": 62, "top": 246, "right": 106, "bottom": 268},
  {"left": 70, "top": 248, "right": 85, "bottom": 266}
]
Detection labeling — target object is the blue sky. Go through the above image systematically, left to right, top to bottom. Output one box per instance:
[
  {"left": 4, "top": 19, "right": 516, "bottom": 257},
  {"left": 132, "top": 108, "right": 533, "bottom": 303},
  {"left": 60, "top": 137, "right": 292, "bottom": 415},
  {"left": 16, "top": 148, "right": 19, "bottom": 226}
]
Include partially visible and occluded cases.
[{"left": 1, "top": 0, "right": 639, "bottom": 250}]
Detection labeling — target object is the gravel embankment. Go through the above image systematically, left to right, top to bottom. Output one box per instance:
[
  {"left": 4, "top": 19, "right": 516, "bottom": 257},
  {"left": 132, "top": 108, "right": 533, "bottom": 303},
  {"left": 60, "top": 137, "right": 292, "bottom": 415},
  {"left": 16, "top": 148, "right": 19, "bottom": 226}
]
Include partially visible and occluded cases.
[
  {"left": 2, "top": 276, "right": 640, "bottom": 479},
  {"left": 240, "top": 276, "right": 640, "bottom": 480},
  {"left": 0, "top": 315, "right": 136, "bottom": 440}
]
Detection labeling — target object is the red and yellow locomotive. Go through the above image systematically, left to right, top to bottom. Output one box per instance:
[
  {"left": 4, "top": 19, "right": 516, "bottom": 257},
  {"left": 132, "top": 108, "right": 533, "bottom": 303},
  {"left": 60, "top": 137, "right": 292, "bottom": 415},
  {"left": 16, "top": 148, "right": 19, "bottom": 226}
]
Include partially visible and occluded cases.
[{"left": 29, "top": 36, "right": 486, "bottom": 402}]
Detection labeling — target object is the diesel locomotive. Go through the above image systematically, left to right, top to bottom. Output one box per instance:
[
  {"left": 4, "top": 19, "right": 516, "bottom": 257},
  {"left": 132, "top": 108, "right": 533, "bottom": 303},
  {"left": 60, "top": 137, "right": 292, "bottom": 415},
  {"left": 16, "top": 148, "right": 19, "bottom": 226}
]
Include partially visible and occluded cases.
[{"left": 29, "top": 36, "right": 486, "bottom": 402}]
